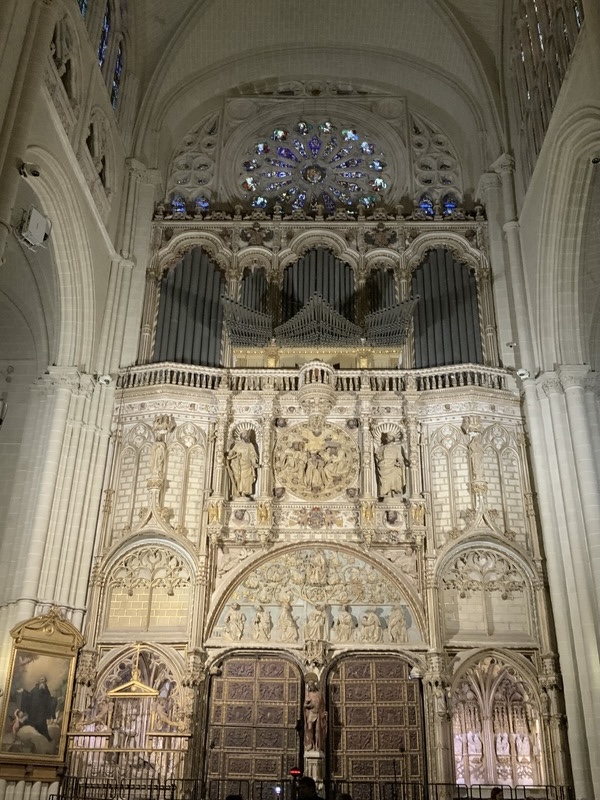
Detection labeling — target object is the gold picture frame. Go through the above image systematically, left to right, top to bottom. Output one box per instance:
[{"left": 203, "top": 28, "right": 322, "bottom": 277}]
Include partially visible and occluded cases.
[{"left": 0, "top": 608, "right": 83, "bottom": 765}]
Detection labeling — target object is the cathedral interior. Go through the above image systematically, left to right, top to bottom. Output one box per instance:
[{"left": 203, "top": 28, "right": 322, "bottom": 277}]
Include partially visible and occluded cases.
[{"left": 0, "top": 2, "right": 598, "bottom": 800}]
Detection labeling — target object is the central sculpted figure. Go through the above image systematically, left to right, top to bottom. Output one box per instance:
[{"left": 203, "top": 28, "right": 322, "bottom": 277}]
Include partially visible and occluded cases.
[
  {"left": 227, "top": 430, "right": 258, "bottom": 498},
  {"left": 375, "top": 432, "right": 408, "bottom": 498},
  {"left": 303, "top": 680, "right": 327, "bottom": 752}
]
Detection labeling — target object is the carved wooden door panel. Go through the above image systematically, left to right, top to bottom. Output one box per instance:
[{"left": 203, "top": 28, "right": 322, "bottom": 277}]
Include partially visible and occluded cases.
[
  {"left": 206, "top": 656, "right": 301, "bottom": 797},
  {"left": 328, "top": 657, "right": 425, "bottom": 794}
]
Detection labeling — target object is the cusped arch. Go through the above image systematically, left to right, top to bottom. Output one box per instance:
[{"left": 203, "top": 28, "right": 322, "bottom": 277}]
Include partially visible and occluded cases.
[
  {"left": 280, "top": 229, "right": 359, "bottom": 270},
  {"left": 158, "top": 231, "right": 233, "bottom": 276},
  {"left": 405, "top": 231, "right": 485, "bottom": 275},
  {"left": 100, "top": 536, "right": 197, "bottom": 637},
  {"left": 436, "top": 538, "right": 540, "bottom": 643}
]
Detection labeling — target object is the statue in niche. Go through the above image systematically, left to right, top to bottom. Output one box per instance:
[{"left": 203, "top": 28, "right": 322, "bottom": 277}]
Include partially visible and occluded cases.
[
  {"left": 150, "top": 415, "right": 175, "bottom": 481},
  {"left": 462, "top": 416, "right": 484, "bottom": 482},
  {"left": 227, "top": 430, "right": 258, "bottom": 498},
  {"left": 375, "top": 432, "right": 408, "bottom": 499},
  {"left": 224, "top": 602, "right": 246, "bottom": 641},
  {"left": 276, "top": 603, "right": 299, "bottom": 642},
  {"left": 303, "top": 604, "right": 327, "bottom": 642},
  {"left": 253, "top": 605, "right": 272, "bottom": 641},
  {"left": 333, "top": 606, "right": 355, "bottom": 643},
  {"left": 387, "top": 606, "right": 408, "bottom": 643},
  {"left": 358, "top": 608, "right": 383, "bottom": 643},
  {"left": 303, "top": 680, "right": 327, "bottom": 752},
  {"left": 467, "top": 730, "right": 483, "bottom": 756},
  {"left": 496, "top": 732, "right": 510, "bottom": 756},
  {"left": 515, "top": 733, "right": 530, "bottom": 761}
]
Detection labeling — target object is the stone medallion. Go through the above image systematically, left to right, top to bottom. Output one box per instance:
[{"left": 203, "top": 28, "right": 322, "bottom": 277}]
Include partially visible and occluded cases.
[{"left": 273, "top": 421, "right": 359, "bottom": 500}]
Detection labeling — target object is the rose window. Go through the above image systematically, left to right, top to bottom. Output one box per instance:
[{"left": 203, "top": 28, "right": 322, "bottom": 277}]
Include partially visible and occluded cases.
[{"left": 239, "top": 120, "right": 389, "bottom": 213}]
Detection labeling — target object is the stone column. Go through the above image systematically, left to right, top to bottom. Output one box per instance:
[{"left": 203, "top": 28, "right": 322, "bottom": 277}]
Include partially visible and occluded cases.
[
  {"left": 0, "top": 0, "right": 58, "bottom": 261},
  {"left": 491, "top": 154, "right": 535, "bottom": 375},
  {"left": 138, "top": 262, "right": 162, "bottom": 364},
  {"left": 476, "top": 264, "right": 499, "bottom": 366},
  {"left": 558, "top": 365, "right": 600, "bottom": 609},
  {"left": 539, "top": 374, "right": 598, "bottom": 794},
  {"left": 424, "top": 653, "right": 453, "bottom": 783}
]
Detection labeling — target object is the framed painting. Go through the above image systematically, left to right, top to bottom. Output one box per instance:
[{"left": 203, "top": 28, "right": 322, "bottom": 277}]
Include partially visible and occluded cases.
[{"left": 0, "top": 608, "right": 83, "bottom": 764}]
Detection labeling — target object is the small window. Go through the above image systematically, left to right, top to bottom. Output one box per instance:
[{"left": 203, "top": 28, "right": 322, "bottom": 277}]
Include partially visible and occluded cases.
[
  {"left": 78, "top": 0, "right": 88, "bottom": 16},
  {"left": 97, "top": 4, "right": 110, "bottom": 66},
  {"left": 110, "top": 43, "right": 123, "bottom": 108}
]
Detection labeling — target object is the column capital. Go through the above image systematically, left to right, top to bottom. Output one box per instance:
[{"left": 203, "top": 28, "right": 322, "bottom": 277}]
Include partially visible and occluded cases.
[
  {"left": 490, "top": 153, "right": 515, "bottom": 175},
  {"left": 477, "top": 171, "right": 501, "bottom": 196},
  {"left": 558, "top": 364, "right": 589, "bottom": 391},
  {"left": 539, "top": 373, "right": 563, "bottom": 399}
]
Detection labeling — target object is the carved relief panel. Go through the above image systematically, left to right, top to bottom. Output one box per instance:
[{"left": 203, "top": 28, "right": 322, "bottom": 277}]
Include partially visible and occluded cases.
[
  {"left": 273, "top": 420, "right": 359, "bottom": 500},
  {"left": 209, "top": 548, "right": 422, "bottom": 647},
  {"left": 442, "top": 549, "right": 532, "bottom": 642}
]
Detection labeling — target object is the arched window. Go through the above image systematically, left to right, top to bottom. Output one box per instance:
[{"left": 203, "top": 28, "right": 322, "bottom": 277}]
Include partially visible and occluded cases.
[
  {"left": 78, "top": 0, "right": 88, "bottom": 16},
  {"left": 97, "top": 3, "right": 110, "bottom": 66},
  {"left": 110, "top": 41, "right": 123, "bottom": 108},
  {"left": 154, "top": 248, "right": 225, "bottom": 367},
  {"left": 412, "top": 248, "right": 483, "bottom": 368}
]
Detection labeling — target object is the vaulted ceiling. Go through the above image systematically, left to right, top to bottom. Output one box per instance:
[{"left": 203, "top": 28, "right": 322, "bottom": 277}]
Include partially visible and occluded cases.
[{"left": 123, "top": 0, "right": 508, "bottom": 179}]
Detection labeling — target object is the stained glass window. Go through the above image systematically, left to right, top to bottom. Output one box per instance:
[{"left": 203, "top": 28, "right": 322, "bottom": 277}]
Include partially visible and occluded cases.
[
  {"left": 97, "top": 4, "right": 110, "bottom": 66},
  {"left": 110, "top": 43, "right": 123, "bottom": 108},
  {"left": 239, "top": 118, "right": 388, "bottom": 212},
  {"left": 171, "top": 195, "right": 186, "bottom": 215},
  {"left": 419, "top": 195, "right": 434, "bottom": 216}
]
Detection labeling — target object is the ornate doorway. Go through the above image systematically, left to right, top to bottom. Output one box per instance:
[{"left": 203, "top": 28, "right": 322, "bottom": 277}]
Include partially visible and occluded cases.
[
  {"left": 206, "top": 655, "right": 302, "bottom": 798},
  {"left": 328, "top": 657, "right": 425, "bottom": 795}
]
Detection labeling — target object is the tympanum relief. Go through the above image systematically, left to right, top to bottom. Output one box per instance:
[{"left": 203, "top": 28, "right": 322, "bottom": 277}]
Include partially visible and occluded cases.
[{"left": 210, "top": 548, "right": 421, "bottom": 645}]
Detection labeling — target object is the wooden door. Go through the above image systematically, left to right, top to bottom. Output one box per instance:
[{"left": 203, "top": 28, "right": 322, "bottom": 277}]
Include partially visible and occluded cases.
[
  {"left": 206, "top": 656, "right": 301, "bottom": 798},
  {"left": 328, "top": 657, "right": 425, "bottom": 796}
]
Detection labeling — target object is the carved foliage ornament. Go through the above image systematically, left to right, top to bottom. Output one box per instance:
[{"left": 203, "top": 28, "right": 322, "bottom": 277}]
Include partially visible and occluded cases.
[{"left": 443, "top": 550, "right": 525, "bottom": 600}]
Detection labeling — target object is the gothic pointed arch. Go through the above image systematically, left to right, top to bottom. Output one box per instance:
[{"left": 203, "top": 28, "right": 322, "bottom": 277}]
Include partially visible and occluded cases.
[
  {"left": 207, "top": 544, "right": 425, "bottom": 646},
  {"left": 450, "top": 650, "right": 548, "bottom": 787}
]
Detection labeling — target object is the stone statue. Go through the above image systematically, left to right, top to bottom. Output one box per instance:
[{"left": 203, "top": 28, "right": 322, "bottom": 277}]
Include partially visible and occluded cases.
[
  {"left": 227, "top": 430, "right": 258, "bottom": 498},
  {"left": 375, "top": 432, "right": 408, "bottom": 498},
  {"left": 224, "top": 602, "right": 246, "bottom": 641},
  {"left": 276, "top": 603, "right": 299, "bottom": 642},
  {"left": 303, "top": 604, "right": 327, "bottom": 641},
  {"left": 253, "top": 605, "right": 272, "bottom": 641},
  {"left": 333, "top": 606, "right": 355, "bottom": 643},
  {"left": 387, "top": 606, "right": 408, "bottom": 643},
  {"left": 358, "top": 608, "right": 383, "bottom": 643},
  {"left": 303, "top": 680, "right": 327, "bottom": 752},
  {"left": 467, "top": 730, "right": 482, "bottom": 755},
  {"left": 496, "top": 732, "right": 509, "bottom": 756},
  {"left": 516, "top": 733, "right": 530, "bottom": 761}
]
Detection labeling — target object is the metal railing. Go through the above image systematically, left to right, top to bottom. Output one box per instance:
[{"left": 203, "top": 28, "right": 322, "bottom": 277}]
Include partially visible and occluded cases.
[{"left": 53, "top": 779, "right": 573, "bottom": 800}]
